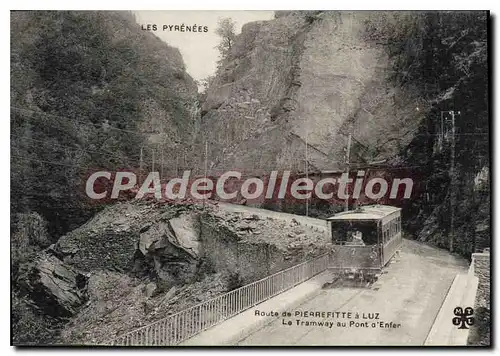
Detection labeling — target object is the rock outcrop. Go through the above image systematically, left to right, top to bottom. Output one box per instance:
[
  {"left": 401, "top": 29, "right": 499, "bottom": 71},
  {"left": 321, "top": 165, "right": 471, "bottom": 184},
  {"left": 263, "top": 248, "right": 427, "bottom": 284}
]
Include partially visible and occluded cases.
[
  {"left": 195, "top": 11, "right": 425, "bottom": 174},
  {"left": 49, "top": 200, "right": 330, "bottom": 344},
  {"left": 51, "top": 200, "right": 329, "bottom": 288},
  {"left": 52, "top": 202, "right": 201, "bottom": 284},
  {"left": 22, "top": 252, "right": 88, "bottom": 317}
]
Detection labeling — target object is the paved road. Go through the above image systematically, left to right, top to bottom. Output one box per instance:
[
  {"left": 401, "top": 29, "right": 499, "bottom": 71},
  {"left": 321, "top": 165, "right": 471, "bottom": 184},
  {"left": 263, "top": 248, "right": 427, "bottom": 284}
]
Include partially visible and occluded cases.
[
  {"left": 217, "top": 202, "right": 328, "bottom": 231},
  {"left": 237, "top": 239, "right": 468, "bottom": 346}
]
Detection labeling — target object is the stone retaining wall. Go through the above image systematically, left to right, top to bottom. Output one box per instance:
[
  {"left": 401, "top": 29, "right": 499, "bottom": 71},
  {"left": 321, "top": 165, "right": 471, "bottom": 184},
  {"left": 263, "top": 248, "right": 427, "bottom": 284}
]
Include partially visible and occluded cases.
[{"left": 467, "top": 251, "right": 490, "bottom": 346}]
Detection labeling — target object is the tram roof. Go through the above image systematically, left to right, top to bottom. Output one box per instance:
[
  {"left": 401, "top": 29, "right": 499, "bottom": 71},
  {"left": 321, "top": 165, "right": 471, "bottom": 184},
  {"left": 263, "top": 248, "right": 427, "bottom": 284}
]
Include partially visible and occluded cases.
[{"left": 326, "top": 205, "right": 401, "bottom": 221}]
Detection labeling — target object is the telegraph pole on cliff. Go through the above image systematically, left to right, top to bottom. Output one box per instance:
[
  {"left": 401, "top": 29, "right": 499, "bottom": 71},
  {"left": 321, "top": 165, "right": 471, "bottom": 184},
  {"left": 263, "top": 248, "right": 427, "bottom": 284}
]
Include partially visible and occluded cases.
[
  {"left": 441, "top": 110, "right": 460, "bottom": 253},
  {"left": 448, "top": 110, "right": 459, "bottom": 253},
  {"left": 305, "top": 123, "right": 309, "bottom": 217},
  {"left": 344, "top": 133, "right": 352, "bottom": 212},
  {"left": 203, "top": 140, "right": 208, "bottom": 208},
  {"left": 161, "top": 145, "right": 164, "bottom": 178},
  {"left": 139, "top": 147, "right": 143, "bottom": 185},
  {"left": 152, "top": 148, "right": 155, "bottom": 173}
]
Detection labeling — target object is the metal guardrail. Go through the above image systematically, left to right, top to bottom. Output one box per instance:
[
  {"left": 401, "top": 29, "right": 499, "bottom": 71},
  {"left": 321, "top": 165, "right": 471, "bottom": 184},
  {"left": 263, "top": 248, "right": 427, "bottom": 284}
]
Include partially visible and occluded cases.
[{"left": 111, "top": 253, "right": 330, "bottom": 346}]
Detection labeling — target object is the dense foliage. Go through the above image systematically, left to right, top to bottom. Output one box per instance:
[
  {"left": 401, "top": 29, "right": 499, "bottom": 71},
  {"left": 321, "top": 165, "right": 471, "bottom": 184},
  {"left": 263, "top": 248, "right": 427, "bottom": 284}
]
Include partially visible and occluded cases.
[
  {"left": 11, "top": 11, "right": 197, "bottom": 238},
  {"left": 363, "top": 11, "right": 489, "bottom": 256}
]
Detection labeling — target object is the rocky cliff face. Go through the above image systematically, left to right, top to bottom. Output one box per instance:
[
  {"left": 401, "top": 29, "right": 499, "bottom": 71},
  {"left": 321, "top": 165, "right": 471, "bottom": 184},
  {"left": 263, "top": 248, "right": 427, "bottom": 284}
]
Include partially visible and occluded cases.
[
  {"left": 196, "top": 10, "right": 489, "bottom": 259},
  {"left": 196, "top": 11, "right": 425, "bottom": 174}
]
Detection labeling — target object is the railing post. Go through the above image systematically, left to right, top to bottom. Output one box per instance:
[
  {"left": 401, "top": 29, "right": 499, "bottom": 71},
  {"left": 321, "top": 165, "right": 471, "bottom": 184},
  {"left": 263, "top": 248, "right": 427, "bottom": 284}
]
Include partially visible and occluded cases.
[
  {"left": 238, "top": 288, "right": 242, "bottom": 313},
  {"left": 215, "top": 298, "right": 219, "bottom": 323},
  {"left": 198, "top": 304, "right": 202, "bottom": 332},
  {"left": 183, "top": 312, "right": 187, "bottom": 339},
  {"left": 174, "top": 314, "right": 178, "bottom": 344},
  {"left": 161, "top": 320, "right": 165, "bottom": 345}
]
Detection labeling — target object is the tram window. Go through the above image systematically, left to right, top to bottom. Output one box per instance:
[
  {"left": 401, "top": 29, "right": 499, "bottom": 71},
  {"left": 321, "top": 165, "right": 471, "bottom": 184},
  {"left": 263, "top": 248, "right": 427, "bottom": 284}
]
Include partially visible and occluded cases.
[{"left": 331, "top": 221, "right": 378, "bottom": 245}]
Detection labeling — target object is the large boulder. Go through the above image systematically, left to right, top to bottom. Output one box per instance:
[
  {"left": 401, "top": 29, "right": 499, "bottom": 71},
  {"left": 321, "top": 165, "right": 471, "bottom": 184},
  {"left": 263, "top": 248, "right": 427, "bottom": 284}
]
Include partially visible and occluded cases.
[
  {"left": 52, "top": 201, "right": 203, "bottom": 287},
  {"left": 52, "top": 202, "right": 152, "bottom": 272},
  {"left": 138, "top": 213, "right": 201, "bottom": 284},
  {"left": 138, "top": 213, "right": 200, "bottom": 258},
  {"left": 168, "top": 214, "right": 200, "bottom": 258},
  {"left": 23, "top": 252, "right": 88, "bottom": 317}
]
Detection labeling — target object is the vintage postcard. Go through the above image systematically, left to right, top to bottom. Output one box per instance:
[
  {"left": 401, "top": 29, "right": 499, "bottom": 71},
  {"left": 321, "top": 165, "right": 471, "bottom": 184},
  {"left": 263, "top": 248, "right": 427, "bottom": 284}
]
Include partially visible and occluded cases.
[{"left": 10, "top": 10, "right": 490, "bottom": 346}]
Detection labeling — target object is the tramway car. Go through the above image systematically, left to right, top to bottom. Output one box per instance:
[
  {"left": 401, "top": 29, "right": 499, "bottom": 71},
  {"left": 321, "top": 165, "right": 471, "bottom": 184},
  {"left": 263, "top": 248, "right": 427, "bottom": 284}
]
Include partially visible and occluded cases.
[{"left": 326, "top": 205, "right": 402, "bottom": 277}]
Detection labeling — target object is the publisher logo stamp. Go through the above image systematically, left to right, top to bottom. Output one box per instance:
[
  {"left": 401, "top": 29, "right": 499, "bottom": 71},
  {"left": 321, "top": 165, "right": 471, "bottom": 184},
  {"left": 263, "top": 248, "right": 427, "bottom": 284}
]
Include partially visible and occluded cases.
[{"left": 452, "top": 307, "right": 474, "bottom": 329}]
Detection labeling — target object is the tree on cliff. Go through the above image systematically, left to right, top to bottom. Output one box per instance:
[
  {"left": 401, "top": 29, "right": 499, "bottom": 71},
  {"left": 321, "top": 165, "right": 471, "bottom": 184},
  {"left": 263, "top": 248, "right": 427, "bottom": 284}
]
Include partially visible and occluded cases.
[
  {"left": 197, "top": 17, "right": 236, "bottom": 98},
  {"left": 214, "top": 17, "right": 237, "bottom": 71}
]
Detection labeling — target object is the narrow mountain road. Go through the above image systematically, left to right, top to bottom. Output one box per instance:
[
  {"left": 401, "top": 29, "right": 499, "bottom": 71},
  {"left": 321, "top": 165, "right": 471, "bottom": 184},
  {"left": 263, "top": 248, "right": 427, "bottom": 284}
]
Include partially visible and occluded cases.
[
  {"left": 216, "top": 202, "right": 328, "bottom": 231},
  {"left": 237, "top": 239, "right": 468, "bottom": 346}
]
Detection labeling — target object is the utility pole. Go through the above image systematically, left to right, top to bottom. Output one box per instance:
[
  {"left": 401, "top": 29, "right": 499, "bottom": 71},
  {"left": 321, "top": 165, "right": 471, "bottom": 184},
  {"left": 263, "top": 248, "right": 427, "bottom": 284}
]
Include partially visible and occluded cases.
[
  {"left": 447, "top": 110, "right": 460, "bottom": 253},
  {"left": 438, "top": 111, "right": 445, "bottom": 152},
  {"left": 305, "top": 124, "right": 309, "bottom": 217},
  {"left": 344, "top": 133, "right": 352, "bottom": 212},
  {"left": 203, "top": 140, "right": 208, "bottom": 208},
  {"left": 160, "top": 146, "right": 164, "bottom": 178},
  {"left": 139, "top": 147, "right": 143, "bottom": 185},
  {"left": 152, "top": 148, "right": 155, "bottom": 173},
  {"left": 175, "top": 154, "right": 179, "bottom": 177}
]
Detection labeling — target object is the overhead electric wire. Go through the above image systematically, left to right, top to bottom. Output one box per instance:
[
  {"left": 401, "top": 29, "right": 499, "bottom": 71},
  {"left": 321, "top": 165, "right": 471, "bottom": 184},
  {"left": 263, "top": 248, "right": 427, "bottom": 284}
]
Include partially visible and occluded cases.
[{"left": 11, "top": 106, "right": 148, "bottom": 137}]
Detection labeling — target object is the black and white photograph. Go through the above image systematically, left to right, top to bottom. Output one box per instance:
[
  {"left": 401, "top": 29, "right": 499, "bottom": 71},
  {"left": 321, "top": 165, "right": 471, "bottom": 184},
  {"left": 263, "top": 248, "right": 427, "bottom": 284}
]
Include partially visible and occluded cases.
[{"left": 9, "top": 9, "right": 491, "bottom": 347}]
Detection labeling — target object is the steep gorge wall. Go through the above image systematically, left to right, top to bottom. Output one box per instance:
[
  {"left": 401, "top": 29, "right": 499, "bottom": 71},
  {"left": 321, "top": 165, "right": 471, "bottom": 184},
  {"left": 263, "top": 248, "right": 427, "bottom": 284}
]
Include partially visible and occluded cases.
[
  {"left": 11, "top": 11, "right": 200, "bottom": 236},
  {"left": 196, "top": 11, "right": 425, "bottom": 174}
]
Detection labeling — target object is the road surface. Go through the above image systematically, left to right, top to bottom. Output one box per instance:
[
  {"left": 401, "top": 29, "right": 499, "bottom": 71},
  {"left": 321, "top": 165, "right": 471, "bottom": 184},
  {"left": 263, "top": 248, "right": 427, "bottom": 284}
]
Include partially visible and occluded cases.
[
  {"left": 217, "top": 202, "right": 328, "bottom": 231},
  {"left": 237, "top": 239, "right": 468, "bottom": 346}
]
